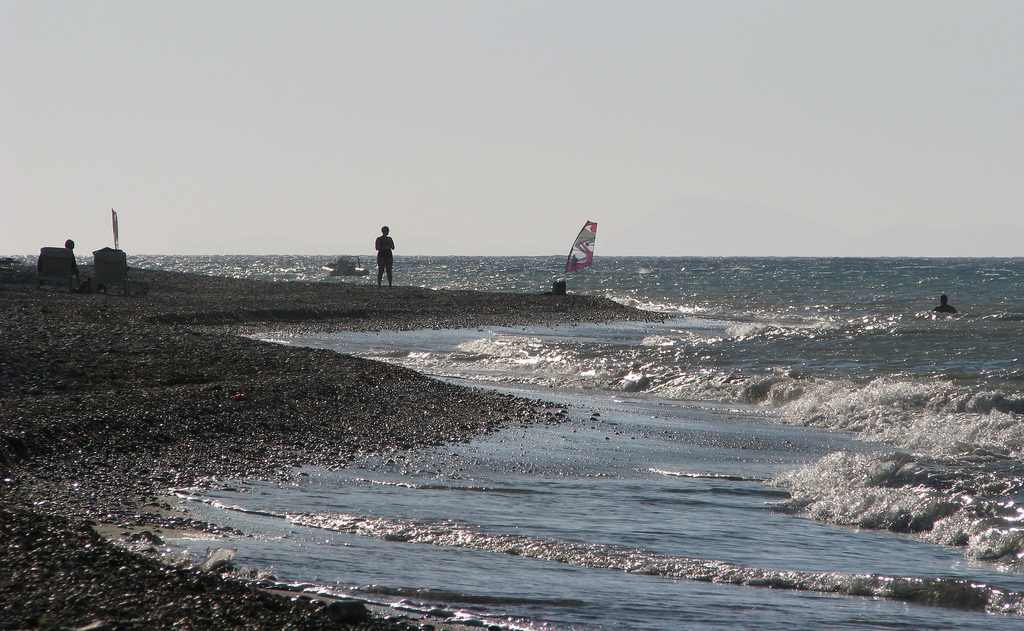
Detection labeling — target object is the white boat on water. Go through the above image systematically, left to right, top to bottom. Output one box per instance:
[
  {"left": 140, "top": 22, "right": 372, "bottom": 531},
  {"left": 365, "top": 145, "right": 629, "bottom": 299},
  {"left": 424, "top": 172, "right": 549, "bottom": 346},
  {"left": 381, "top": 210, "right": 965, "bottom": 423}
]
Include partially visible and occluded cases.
[{"left": 323, "top": 255, "right": 370, "bottom": 277}]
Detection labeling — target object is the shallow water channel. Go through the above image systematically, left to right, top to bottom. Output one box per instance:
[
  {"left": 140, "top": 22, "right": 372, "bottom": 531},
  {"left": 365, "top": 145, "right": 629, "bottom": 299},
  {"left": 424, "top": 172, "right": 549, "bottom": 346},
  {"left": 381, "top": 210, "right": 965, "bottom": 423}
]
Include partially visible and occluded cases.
[{"left": 173, "top": 383, "right": 1024, "bottom": 631}]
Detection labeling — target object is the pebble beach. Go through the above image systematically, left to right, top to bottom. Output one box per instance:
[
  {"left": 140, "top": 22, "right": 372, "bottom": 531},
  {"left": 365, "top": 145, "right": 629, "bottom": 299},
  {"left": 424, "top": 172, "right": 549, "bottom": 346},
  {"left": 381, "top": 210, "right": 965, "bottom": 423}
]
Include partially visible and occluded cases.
[{"left": 0, "top": 266, "right": 659, "bottom": 631}]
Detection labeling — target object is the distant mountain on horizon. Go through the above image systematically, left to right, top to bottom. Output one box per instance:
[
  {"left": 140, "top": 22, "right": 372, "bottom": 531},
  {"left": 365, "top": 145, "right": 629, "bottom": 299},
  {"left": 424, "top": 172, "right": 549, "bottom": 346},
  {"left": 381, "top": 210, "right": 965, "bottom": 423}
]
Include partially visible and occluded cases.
[
  {"left": 157, "top": 198, "right": 1021, "bottom": 257},
  {"left": 605, "top": 198, "right": 1023, "bottom": 257},
  {"left": 858, "top": 221, "right": 1024, "bottom": 258}
]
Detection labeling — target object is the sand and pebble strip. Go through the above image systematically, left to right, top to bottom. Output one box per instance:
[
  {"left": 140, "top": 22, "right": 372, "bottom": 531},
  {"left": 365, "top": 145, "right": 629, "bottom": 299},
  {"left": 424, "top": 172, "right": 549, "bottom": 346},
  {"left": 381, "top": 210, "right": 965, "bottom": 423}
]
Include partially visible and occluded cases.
[{"left": 1, "top": 267, "right": 660, "bottom": 630}]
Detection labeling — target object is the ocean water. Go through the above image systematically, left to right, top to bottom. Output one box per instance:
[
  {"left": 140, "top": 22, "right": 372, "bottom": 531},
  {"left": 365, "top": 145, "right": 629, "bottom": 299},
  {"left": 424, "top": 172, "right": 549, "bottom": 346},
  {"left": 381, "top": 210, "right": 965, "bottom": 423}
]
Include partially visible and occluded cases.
[{"left": 137, "top": 255, "right": 1024, "bottom": 630}]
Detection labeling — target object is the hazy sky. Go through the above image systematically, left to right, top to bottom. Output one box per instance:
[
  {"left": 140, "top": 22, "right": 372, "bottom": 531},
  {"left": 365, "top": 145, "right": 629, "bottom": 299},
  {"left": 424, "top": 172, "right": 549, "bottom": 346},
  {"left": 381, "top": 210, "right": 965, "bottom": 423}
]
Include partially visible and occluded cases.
[{"left": 3, "top": 1, "right": 1022, "bottom": 256}]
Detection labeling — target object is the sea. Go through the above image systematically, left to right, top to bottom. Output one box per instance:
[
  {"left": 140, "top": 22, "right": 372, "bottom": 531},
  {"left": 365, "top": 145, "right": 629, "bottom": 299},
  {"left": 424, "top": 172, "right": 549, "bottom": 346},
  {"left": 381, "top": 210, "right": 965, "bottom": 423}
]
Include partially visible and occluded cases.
[{"left": 126, "top": 256, "right": 1024, "bottom": 629}]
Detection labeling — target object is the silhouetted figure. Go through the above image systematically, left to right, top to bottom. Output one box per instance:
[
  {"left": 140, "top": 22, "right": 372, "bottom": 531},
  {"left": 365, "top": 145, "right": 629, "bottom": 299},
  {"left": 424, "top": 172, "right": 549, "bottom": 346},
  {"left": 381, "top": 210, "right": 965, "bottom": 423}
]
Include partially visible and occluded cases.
[
  {"left": 375, "top": 226, "right": 395, "bottom": 288},
  {"left": 64, "top": 239, "right": 80, "bottom": 281},
  {"left": 933, "top": 294, "right": 957, "bottom": 314}
]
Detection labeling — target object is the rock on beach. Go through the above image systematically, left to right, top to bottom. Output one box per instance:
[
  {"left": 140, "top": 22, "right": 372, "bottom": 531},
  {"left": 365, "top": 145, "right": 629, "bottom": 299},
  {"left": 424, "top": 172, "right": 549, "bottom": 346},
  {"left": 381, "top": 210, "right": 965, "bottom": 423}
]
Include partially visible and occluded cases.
[{"left": 0, "top": 267, "right": 659, "bottom": 630}]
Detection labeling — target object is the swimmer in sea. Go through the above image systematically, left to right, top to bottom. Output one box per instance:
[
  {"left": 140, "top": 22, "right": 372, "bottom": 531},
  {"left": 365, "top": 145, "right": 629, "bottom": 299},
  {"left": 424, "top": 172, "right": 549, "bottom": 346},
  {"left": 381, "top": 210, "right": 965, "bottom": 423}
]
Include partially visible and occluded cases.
[{"left": 933, "top": 294, "right": 958, "bottom": 314}]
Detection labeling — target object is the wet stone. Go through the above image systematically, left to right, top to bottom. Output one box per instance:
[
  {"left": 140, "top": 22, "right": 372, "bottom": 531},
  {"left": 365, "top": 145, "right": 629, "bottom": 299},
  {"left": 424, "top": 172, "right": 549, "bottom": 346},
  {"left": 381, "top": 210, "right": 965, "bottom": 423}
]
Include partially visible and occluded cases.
[{"left": 326, "top": 599, "right": 370, "bottom": 624}]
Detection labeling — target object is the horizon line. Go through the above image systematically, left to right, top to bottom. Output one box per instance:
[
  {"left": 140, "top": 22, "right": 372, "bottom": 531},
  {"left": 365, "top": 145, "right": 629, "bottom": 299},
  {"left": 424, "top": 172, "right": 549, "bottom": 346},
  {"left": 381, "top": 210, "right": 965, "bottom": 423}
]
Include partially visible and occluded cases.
[{"left": 4, "top": 252, "right": 1023, "bottom": 260}]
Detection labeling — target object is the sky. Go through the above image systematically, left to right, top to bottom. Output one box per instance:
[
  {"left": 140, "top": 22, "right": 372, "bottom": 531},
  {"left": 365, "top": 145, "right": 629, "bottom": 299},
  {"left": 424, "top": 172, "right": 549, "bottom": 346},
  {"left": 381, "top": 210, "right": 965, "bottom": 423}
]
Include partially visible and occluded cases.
[{"left": 3, "top": 1, "right": 1022, "bottom": 257}]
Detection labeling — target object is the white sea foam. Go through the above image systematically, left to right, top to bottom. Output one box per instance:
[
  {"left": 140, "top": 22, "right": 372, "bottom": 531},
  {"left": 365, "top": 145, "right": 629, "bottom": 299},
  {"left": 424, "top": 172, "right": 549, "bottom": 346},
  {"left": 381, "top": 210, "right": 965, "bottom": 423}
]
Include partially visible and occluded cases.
[
  {"left": 456, "top": 337, "right": 569, "bottom": 368},
  {"left": 638, "top": 362, "right": 1024, "bottom": 462},
  {"left": 779, "top": 378, "right": 1024, "bottom": 457},
  {"left": 773, "top": 450, "right": 1024, "bottom": 566},
  {"left": 284, "top": 509, "right": 1024, "bottom": 615}
]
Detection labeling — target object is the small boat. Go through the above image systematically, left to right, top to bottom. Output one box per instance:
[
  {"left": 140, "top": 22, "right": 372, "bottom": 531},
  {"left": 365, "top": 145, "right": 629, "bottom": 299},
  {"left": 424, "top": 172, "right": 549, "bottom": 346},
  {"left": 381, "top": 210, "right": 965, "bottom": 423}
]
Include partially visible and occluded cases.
[{"left": 323, "top": 255, "right": 370, "bottom": 277}]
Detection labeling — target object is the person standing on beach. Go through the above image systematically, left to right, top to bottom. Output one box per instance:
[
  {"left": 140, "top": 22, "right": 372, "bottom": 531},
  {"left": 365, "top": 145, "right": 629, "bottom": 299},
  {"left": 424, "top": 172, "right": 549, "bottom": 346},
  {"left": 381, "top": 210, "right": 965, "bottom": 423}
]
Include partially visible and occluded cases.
[{"left": 375, "top": 226, "right": 395, "bottom": 288}]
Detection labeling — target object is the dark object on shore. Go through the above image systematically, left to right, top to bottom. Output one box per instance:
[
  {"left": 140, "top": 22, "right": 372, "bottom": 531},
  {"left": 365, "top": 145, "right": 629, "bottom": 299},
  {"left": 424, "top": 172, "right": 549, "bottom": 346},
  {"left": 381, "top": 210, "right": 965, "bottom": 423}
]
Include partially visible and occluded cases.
[
  {"left": 36, "top": 246, "right": 78, "bottom": 291},
  {"left": 91, "top": 247, "right": 131, "bottom": 296},
  {"left": 0, "top": 256, "right": 21, "bottom": 281},
  {"left": 552, "top": 280, "right": 566, "bottom": 295},
  {"left": 326, "top": 599, "right": 370, "bottom": 623}
]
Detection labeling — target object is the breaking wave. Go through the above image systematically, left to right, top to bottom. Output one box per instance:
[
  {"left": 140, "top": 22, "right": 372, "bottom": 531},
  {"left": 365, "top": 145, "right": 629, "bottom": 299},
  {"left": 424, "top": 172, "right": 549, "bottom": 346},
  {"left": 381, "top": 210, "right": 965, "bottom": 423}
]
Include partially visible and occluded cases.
[{"left": 773, "top": 450, "right": 1024, "bottom": 567}]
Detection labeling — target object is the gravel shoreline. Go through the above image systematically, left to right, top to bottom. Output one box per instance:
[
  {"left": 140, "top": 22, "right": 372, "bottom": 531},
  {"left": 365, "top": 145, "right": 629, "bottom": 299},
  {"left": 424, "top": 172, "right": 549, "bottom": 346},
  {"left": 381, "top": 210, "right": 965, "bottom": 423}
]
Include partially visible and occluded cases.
[{"left": 1, "top": 267, "right": 660, "bottom": 630}]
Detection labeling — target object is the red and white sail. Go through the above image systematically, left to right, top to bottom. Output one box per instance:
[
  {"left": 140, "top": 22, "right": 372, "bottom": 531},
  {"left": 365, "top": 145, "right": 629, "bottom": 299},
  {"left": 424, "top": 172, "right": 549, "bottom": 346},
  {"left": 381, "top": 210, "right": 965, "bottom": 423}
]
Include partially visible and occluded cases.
[{"left": 565, "top": 220, "right": 597, "bottom": 272}]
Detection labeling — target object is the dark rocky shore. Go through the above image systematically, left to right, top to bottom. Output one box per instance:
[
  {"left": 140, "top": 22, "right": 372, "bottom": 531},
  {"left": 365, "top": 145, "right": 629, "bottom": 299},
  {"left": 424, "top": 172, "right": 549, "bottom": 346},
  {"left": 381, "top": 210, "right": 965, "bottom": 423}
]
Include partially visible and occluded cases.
[{"left": 1, "top": 267, "right": 659, "bottom": 631}]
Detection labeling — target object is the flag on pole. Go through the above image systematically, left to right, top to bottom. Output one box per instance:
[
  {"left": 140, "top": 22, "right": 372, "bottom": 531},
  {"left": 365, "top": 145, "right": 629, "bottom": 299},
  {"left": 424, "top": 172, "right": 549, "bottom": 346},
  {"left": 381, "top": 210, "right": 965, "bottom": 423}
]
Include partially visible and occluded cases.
[{"left": 112, "top": 209, "right": 119, "bottom": 250}]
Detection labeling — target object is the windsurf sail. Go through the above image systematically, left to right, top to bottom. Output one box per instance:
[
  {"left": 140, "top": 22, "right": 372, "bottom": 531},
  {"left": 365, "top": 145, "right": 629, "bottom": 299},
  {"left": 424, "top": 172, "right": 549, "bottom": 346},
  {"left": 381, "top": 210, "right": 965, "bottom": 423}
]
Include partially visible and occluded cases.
[
  {"left": 111, "top": 209, "right": 119, "bottom": 250},
  {"left": 566, "top": 220, "right": 597, "bottom": 272}
]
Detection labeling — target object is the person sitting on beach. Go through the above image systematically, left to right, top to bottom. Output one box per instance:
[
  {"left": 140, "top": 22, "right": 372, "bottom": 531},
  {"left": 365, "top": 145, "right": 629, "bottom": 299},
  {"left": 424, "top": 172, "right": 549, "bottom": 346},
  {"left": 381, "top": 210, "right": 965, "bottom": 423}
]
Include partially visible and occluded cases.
[
  {"left": 375, "top": 226, "right": 395, "bottom": 288},
  {"left": 64, "top": 239, "right": 80, "bottom": 281},
  {"left": 933, "top": 294, "right": 958, "bottom": 314}
]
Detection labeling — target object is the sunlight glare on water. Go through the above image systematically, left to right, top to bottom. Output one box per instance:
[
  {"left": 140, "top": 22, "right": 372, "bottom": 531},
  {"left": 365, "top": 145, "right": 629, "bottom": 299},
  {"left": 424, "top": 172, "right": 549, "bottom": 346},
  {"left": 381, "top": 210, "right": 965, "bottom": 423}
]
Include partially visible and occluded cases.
[{"left": 139, "top": 255, "right": 1024, "bottom": 630}]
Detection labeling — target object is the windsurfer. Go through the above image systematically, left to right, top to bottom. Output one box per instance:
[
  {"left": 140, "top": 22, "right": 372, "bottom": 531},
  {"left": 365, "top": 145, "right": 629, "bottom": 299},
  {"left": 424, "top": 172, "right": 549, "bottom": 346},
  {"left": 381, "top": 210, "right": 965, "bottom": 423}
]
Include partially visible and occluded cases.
[
  {"left": 565, "top": 221, "right": 597, "bottom": 273},
  {"left": 375, "top": 226, "right": 395, "bottom": 288}
]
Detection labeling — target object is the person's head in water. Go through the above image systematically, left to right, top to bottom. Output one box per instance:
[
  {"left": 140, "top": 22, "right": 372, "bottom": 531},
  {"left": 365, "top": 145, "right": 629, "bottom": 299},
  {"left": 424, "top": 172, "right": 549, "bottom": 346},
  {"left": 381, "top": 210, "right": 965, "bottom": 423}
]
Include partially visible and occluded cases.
[
  {"left": 381, "top": 226, "right": 389, "bottom": 236},
  {"left": 65, "top": 239, "right": 75, "bottom": 250},
  {"left": 934, "top": 294, "right": 958, "bottom": 313}
]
